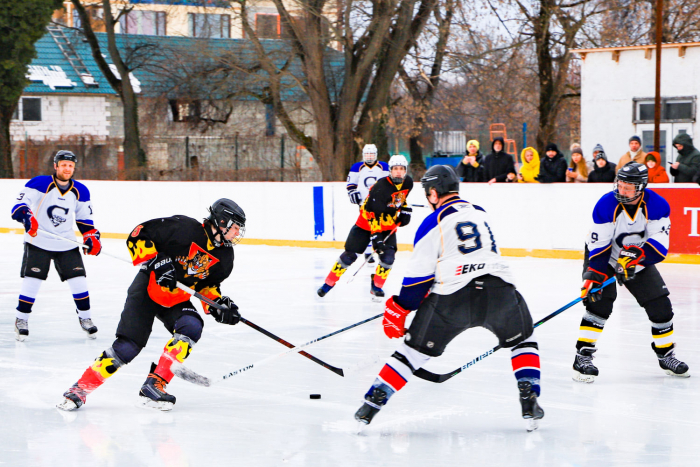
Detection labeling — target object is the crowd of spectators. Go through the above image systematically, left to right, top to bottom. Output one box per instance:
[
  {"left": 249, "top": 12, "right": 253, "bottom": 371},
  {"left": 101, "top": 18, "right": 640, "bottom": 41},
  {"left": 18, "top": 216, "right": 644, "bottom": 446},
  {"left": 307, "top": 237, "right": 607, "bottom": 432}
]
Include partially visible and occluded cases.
[{"left": 453, "top": 133, "right": 700, "bottom": 185}]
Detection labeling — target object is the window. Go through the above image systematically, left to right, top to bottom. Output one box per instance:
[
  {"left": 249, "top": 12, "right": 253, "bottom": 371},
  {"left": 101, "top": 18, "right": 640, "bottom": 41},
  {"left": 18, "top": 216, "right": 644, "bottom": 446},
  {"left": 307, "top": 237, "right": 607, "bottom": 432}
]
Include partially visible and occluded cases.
[
  {"left": 73, "top": 6, "right": 105, "bottom": 32},
  {"left": 120, "top": 10, "right": 166, "bottom": 36},
  {"left": 188, "top": 13, "right": 230, "bottom": 39},
  {"left": 256, "top": 14, "right": 279, "bottom": 39},
  {"left": 634, "top": 97, "right": 696, "bottom": 123},
  {"left": 12, "top": 98, "right": 42, "bottom": 122},
  {"left": 170, "top": 100, "right": 201, "bottom": 122}
]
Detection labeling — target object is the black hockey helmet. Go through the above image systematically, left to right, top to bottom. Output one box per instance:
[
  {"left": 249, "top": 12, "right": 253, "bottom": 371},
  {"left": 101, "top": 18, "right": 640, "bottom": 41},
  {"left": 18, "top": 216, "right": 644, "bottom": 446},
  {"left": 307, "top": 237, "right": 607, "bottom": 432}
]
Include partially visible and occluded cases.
[
  {"left": 54, "top": 150, "right": 77, "bottom": 165},
  {"left": 614, "top": 162, "right": 648, "bottom": 204},
  {"left": 420, "top": 164, "right": 460, "bottom": 197},
  {"left": 206, "top": 198, "right": 246, "bottom": 247}
]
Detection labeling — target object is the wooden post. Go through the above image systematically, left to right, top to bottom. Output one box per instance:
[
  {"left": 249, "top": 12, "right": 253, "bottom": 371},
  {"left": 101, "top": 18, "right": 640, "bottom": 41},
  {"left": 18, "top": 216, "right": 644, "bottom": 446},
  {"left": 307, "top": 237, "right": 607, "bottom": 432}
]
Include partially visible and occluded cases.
[{"left": 653, "top": 0, "right": 663, "bottom": 152}]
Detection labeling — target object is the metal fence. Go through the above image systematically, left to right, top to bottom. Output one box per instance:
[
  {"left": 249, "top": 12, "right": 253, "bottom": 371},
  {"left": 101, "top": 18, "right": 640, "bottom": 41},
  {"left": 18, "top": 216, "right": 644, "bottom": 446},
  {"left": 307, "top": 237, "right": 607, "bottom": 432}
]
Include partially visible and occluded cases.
[{"left": 11, "top": 134, "right": 322, "bottom": 181}]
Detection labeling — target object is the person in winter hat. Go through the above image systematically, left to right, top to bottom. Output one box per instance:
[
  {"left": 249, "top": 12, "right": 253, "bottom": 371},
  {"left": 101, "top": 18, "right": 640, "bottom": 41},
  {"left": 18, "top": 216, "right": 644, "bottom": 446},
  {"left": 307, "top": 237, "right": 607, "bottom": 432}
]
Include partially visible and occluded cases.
[
  {"left": 670, "top": 133, "right": 700, "bottom": 183},
  {"left": 616, "top": 135, "right": 647, "bottom": 173},
  {"left": 483, "top": 137, "right": 516, "bottom": 184},
  {"left": 456, "top": 140, "right": 485, "bottom": 182},
  {"left": 536, "top": 143, "right": 567, "bottom": 183},
  {"left": 588, "top": 145, "right": 617, "bottom": 183},
  {"left": 518, "top": 147, "right": 540, "bottom": 183},
  {"left": 566, "top": 147, "right": 593, "bottom": 183},
  {"left": 645, "top": 152, "right": 669, "bottom": 183}
]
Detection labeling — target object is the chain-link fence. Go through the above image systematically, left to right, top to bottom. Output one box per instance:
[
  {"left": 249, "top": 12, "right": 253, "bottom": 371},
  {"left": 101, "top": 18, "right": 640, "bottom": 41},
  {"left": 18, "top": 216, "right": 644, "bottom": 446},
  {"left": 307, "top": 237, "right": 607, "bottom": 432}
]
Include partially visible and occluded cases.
[{"left": 11, "top": 134, "right": 322, "bottom": 181}]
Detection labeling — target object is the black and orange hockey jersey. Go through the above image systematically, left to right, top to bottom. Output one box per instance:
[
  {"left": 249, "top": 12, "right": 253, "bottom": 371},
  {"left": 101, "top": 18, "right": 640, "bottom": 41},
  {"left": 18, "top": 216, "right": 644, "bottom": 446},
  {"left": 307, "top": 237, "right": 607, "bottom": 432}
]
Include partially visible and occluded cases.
[
  {"left": 356, "top": 176, "right": 413, "bottom": 234},
  {"left": 126, "top": 216, "right": 234, "bottom": 309}
]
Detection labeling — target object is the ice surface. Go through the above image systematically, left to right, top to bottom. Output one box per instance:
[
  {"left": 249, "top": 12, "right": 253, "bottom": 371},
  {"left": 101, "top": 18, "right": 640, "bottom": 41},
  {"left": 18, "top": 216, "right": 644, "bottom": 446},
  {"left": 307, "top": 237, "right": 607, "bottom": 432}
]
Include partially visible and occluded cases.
[{"left": 1, "top": 233, "right": 699, "bottom": 466}]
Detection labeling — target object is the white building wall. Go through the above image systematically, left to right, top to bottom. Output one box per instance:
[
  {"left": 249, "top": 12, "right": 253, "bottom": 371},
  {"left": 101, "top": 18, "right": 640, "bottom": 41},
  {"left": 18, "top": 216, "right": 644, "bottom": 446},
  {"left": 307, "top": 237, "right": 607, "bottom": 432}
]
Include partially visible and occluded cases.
[{"left": 580, "top": 46, "right": 700, "bottom": 165}]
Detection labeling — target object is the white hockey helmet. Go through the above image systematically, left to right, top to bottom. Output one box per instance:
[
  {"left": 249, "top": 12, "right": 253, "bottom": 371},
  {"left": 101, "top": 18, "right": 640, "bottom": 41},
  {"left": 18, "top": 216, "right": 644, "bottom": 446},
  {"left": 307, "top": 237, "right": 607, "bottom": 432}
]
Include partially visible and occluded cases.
[
  {"left": 362, "top": 144, "right": 378, "bottom": 165},
  {"left": 388, "top": 154, "right": 408, "bottom": 183}
]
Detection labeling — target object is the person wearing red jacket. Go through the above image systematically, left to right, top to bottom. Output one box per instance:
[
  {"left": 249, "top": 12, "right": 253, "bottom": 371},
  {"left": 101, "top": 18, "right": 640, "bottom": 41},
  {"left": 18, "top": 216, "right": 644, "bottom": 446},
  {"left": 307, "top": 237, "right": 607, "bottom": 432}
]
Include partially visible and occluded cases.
[{"left": 645, "top": 152, "right": 669, "bottom": 183}]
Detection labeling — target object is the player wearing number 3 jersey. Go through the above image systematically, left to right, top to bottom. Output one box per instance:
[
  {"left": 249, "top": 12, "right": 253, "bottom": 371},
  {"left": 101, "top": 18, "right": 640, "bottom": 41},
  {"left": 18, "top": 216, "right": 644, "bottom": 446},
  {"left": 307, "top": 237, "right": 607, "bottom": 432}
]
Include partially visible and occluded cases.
[{"left": 355, "top": 165, "right": 544, "bottom": 431}]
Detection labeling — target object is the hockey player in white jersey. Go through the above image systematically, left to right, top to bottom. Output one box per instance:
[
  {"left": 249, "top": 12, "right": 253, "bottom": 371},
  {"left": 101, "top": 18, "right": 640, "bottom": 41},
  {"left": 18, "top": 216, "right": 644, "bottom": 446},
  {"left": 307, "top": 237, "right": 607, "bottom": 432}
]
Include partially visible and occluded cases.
[
  {"left": 346, "top": 144, "right": 389, "bottom": 263},
  {"left": 10, "top": 150, "right": 101, "bottom": 341},
  {"left": 573, "top": 162, "right": 689, "bottom": 381},
  {"left": 355, "top": 165, "right": 544, "bottom": 430}
]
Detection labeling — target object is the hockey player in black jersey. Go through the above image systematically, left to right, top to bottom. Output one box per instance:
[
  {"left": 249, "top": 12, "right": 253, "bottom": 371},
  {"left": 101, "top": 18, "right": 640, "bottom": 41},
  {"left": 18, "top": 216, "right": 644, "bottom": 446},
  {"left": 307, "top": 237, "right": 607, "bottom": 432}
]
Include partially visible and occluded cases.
[
  {"left": 318, "top": 155, "right": 413, "bottom": 299},
  {"left": 57, "top": 199, "right": 246, "bottom": 411}
]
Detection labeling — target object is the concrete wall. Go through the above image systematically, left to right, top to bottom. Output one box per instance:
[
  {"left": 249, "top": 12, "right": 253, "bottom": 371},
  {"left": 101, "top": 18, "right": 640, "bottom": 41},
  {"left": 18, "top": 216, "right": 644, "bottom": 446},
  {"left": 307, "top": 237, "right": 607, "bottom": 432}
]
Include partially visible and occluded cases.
[{"left": 580, "top": 46, "right": 700, "bottom": 165}]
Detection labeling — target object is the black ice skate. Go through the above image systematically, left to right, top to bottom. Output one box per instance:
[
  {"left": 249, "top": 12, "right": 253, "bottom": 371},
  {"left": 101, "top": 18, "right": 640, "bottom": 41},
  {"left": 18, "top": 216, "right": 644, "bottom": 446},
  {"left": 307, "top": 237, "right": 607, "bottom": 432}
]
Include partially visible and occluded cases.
[
  {"left": 370, "top": 274, "right": 385, "bottom": 301},
  {"left": 317, "top": 283, "right": 333, "bottom": 297},
  {"left": 77, "top": 313, "right": 98, "bottom": 339},
  {"left": 14, "top": 318, "right": 28, "bottom": 342},
  {"left": 652, "top": 343, "right": 690, "bottom": 378},
  {"left": 573, "top": 347, "right": 599, "bottom": 383},
  {"left": 139, "top": 363, "right": 176, "bottom": 411},
  {"left": 518, "top": 381, "right": 544, "bottom": 432},
  {"left": 354, "top": 387, "right": 388, "bottom": 425}
]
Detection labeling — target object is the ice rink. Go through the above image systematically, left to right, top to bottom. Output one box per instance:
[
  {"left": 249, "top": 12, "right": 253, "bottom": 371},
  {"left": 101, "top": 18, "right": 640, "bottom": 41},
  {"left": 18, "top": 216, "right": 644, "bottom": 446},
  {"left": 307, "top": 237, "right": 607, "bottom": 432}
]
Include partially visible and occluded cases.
[{"left": 1, "top": 232, "right": 699, "bottom": 467}]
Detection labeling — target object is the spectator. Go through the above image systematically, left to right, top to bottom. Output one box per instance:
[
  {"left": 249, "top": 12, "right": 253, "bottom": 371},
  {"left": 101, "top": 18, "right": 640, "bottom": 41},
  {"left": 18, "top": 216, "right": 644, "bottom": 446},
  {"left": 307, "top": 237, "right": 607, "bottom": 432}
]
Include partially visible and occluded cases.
[
  {"left": 670, "top": 133, "right": 700, "bottom": 183},
  {"left": 616, "top": 135, "right": 647, "bottom": 173},
  {"left": 483, "top": 137, "right": 516, "bottom": 184},
  {"left": 456, "top": 139, "right": 485, "bottom": 182},
  {"left": 536, "top": 143, "right": 567, "bottom": 183},
  {"left": 588, "top": 146, "right": 617, "bottom": 183},
  {"left": 517, "top": 147, "right": 540, "bottom": 183},
  {"left": 566, "top": 147, "right": 593, "bottom": 183},
  {"left": 645, "top": 152, "right": 669, "bottom": 183},
  {"left": 694, "top": 167, "right": 700, "bottom": 186}
]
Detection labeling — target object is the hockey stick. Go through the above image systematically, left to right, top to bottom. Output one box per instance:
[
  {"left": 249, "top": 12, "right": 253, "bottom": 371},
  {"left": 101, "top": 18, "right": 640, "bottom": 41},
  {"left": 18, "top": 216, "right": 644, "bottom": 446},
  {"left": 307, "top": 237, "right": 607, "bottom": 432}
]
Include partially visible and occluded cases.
[
  {"left": 409, "top": 204, "right": 429, "bottom": 209},
  {"left": 347, "top": 225, "right": 399, "bottom": 284},
  {"left": 36, "top": 228, "right": 344, "bottom": 377},
  {"left": 413, "top": 277, "right": 617, "bottom": 383},
  {"left": 172, "top": 312, "right": 384, "bottom": 387}
]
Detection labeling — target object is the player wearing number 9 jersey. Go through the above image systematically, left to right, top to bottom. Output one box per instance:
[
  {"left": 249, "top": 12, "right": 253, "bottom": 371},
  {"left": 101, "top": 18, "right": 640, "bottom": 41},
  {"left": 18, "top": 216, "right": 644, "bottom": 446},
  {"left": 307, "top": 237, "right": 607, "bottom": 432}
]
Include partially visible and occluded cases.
[{"left": 355, "top": 165, "right": 544, "bottom": 431}]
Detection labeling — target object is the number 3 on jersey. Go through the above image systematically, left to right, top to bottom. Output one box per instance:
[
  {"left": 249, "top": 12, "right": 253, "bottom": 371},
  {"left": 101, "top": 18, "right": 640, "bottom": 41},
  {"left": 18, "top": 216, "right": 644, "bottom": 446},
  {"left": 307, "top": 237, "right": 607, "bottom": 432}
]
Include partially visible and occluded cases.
[{"left": 455, "top": 221, "right": 498, "bottom": 255}]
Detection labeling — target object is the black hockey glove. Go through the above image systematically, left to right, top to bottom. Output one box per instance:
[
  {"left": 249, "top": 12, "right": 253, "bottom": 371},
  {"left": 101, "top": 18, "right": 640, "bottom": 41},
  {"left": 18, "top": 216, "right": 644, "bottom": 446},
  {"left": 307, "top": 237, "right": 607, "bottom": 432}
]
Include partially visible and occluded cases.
[
  {"left": 348, "top": 190, "right": 362, "bottom": 205},
  {"left": 398, "top": 206, "right": 412, "bottom": 227},
  {"left": 370, "top": 233, "right": 386, "bottom": 255},
  {"left": 615, "top": 245, "right": 645, "bottom": 284},
  {"left": 147, "top": 254, "right": 177, "bottom": 291},
  {"left": 581, "top": 268, "right": 608, "bottom": 305},
  {"left": 210, "top": 296, "right": 240, "bottom": 325}
]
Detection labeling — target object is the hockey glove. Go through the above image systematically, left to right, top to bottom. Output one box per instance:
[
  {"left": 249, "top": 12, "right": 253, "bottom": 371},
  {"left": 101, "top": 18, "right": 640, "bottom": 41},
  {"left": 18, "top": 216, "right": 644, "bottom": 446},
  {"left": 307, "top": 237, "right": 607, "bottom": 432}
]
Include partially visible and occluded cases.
[
  {"left": 348, "top": 190, "right": 362, "bottom": 205},
  {"left": 12, "top": 205, "right": 38, "bottom": 237},
  {"left": 398, "top": 206, "right": 412, "bottom": 227},
  {"left": 82, "top": 229, "right": 102, "bottom": 256},
  {"left": 370, "top": 233, "right": 386, "bottom": 255},
  {"left": 615, "top": 245, "right": 645, "bottom": 284},
  {"left": 147, "top": 254, "right": 177, "bottom": 291},
  {"left": 581, "top": 268, "right": 608, "bottom": 305},
  {"left": 210, "top": 296, "right": 240, "bottom": 325},
  {"left": 383, "top": 296, "right": 410, "bottom": 339}
]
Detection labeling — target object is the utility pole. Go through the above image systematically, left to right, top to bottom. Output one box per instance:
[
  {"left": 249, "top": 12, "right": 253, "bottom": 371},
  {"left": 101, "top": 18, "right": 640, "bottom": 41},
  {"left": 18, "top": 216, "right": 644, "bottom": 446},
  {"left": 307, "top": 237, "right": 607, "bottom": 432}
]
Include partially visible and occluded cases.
[{"left": 653, "top": 0, "right": 663, "bottom": 152}]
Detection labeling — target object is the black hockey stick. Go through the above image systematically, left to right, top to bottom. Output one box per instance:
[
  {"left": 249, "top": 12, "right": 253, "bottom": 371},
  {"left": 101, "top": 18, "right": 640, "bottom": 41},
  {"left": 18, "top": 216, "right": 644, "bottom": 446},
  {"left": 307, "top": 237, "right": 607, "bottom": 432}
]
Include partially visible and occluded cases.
[
  {"left": 347, "top": 225, "right": 399, "bottom": 283},
  {"left": 35, "top": 229, "right": 345, "bottom": 378},
  {"left": 413, "top": 277, "right": 616, "bottom": 383},
  {"left": 173, "top": 312, "right": 384, "bottom": 387}
]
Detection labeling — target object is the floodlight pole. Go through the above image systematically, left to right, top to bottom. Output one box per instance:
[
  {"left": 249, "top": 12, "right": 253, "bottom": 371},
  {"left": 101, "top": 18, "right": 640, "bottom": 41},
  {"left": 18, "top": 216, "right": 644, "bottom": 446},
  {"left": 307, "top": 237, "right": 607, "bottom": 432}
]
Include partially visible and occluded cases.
[{"left": 653, "top": 0, "right": 663, "bottom": 152}]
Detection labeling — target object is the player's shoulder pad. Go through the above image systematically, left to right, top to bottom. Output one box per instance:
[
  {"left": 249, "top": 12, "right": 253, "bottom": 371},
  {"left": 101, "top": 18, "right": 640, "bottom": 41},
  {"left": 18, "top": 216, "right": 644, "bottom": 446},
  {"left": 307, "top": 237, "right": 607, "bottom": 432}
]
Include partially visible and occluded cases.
[
  {"left": 378, "top": 161, "right": 390, "bottom": 171},
  {"left": 349, "top": 162, "right": 364, "bottom": 173},
  {"left": 24, "top": 175, "right": 53, "bottom": 192},
  {"left": 71, "top": 180, "right": 91, "bottom": 202},
  {"left": 642, "top": 189, "right": 670, "bottom": 220},
  {"left": 592, "top": 192, "right": 619, "bottom": 224},
  {"left": 472, "top": 204, "right": 486, "bottom": 213}
]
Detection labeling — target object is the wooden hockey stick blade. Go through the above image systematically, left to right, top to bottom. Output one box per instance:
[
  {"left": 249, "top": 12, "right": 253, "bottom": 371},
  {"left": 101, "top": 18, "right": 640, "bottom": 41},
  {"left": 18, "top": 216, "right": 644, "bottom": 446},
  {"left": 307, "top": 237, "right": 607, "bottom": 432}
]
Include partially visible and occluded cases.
[{"left": 413, "top": 277, "right": 616, "bottom": 383}]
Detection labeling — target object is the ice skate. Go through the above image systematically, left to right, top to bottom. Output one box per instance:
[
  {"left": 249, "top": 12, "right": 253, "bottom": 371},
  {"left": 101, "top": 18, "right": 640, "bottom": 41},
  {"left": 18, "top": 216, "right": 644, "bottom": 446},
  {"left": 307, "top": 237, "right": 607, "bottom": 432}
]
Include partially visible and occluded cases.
[
  {"left": 365, "top": 253, "right": 375, "bottom": 264},
  {"left": 370, "top": 274, "right": 385, "bottom": 302},
  {"left": 317, "top": 283, "right": 333, "bottom": 298},
  {"left": 78, "top": 316, "right": 98, "bottom": 339},
  {"left": 14, "top": 318, "right": 28, "bottom": 342},
  {"left": 653, "top": 343, "right": 690, "bottom": 378},
  {"left": 573, "top": 347, "right": 599, "bottom": 383},
  {"left": 139, "top": 363, "right": 176, "bottom": 411},
  {"left": 518, "top": 381, "right": 544, "bottom": 432},
  {"left": 57, "top": 384, "right": 86, "bottom": 411},
  {"left": 354, "top": 387, "right": 388, "bottom": 425}
]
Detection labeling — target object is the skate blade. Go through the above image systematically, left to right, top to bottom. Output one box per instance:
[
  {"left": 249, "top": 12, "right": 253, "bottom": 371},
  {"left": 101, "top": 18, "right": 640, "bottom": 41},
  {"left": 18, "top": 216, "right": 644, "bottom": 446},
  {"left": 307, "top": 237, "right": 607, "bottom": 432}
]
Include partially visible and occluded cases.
[
  {"left": 370, "top": 295, "right": 384, "bottom": 303},
  {"left": 85, "top": 332, "right": 97, "bottom": 340},
  {"left": 15, "top": 334, "right": 27, "bottom": 342},
  {"left": 664, "top": 369, "right": 691, "bottom": 378},
  {"left": 572, "top": 371, "right": 596, "bottom": 383},
  {"left": 138, "top": 396, "right": 174, "bottom": 412},
  {"left": 56, "top": 398, "right": 80, "bottom": 412},
  {"left": 526, "top": 419, "right": 539, "bottom": 432}
]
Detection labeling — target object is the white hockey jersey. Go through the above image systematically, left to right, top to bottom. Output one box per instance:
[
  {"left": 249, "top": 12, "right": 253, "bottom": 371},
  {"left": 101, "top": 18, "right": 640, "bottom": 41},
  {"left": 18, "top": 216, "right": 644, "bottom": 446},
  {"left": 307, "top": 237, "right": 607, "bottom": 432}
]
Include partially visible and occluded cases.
[
  {"left": 346, "top": 161, "right": 390, "bottom": 200},
  {"left": 11, "top": 175, "right": 95, "bottom": 252},
  {"left": 586, "top": 190, "right": 670, "bottom": 273},
  {"left": 395, "top": 198, "right": 514, "bottom": 310}
]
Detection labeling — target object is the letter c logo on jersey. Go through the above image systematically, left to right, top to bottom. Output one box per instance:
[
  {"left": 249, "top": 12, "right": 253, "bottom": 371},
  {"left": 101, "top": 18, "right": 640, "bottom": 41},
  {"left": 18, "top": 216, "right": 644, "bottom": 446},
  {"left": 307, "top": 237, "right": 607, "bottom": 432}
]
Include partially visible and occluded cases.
[{"left": 46, "top": 205, "right": 69, "bottom": 227}]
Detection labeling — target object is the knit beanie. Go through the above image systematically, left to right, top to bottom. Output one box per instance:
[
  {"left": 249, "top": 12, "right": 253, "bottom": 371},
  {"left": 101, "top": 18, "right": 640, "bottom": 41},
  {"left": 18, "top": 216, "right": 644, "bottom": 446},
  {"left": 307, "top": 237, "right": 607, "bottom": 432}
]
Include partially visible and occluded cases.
[
  {"left": 629, "top": 135, "right": 642, "bottom": 144},
  {"left": 466, "top": 139, "right": 480, "bottom": 151},
  {"left": 545, "top": 143, "right": 559, "bottom": 153},
  {"left": 571, "top": 147, "right": 583, "bottom": 156}
]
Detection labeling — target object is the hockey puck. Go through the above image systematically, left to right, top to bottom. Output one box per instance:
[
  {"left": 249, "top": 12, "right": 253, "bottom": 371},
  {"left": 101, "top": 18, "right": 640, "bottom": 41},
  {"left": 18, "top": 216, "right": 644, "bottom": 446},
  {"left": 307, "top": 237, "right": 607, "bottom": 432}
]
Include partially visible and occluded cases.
[{"left": 309, "top": 394, "right": 321, "bottom": 399}]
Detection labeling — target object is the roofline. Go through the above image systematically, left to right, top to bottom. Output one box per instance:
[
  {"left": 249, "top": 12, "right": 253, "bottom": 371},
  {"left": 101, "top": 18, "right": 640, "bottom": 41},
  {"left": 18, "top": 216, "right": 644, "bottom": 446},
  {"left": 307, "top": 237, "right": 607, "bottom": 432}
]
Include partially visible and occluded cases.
[{"left": 573, "top": 42, "right": 700, "bottom": 54}]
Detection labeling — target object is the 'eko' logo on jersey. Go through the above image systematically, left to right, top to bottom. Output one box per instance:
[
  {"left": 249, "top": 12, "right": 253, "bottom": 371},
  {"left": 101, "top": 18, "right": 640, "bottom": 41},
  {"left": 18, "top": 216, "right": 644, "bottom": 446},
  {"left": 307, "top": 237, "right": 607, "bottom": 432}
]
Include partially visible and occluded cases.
[{"left": 47, "top": 205, "right": 69, "bottom": 227}]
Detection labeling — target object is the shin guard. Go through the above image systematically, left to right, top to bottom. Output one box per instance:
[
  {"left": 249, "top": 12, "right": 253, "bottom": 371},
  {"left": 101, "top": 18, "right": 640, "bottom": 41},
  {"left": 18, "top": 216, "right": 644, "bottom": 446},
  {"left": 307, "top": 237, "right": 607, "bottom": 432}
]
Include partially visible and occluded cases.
[
  {"left": 372, "top": 263, "right": 392, "bottom": 289},
  {"left": 576, "top": 311, "right": 607, "bottom": 351},
  {"left": 154, "top": 334, "right": 195, "bottom": 383},
  {"left": 511, "top": 337, "right": 541, "bottom": 396},
  {"left": 66, "top": 348, "right": 125, "bottom": 404}
]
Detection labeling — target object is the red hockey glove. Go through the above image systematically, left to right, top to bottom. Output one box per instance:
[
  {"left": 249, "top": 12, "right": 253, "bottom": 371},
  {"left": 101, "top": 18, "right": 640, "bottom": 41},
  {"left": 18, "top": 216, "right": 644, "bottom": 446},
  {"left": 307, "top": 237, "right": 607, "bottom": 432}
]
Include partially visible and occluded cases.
[
  {"left": 82, "top": 229, "right": 102, "bottom": 256},
  {"left": 615, "top": 245, "right": 645, "bottom": 284},
  {"left": 581, "top": 268, "right": 608, "bottom": 305},
  {"left": 383, "top": 296, "right": 410, "bottom": 339}
]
